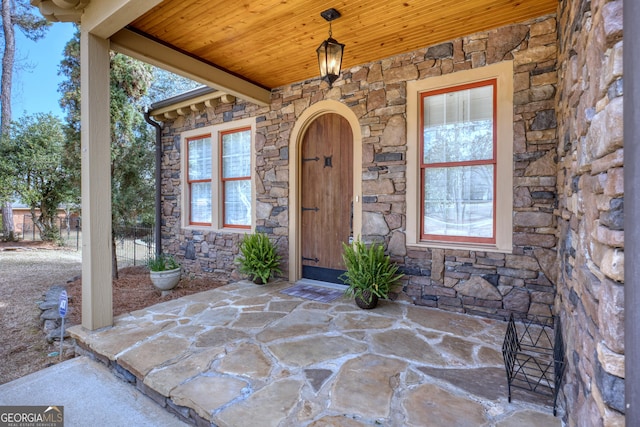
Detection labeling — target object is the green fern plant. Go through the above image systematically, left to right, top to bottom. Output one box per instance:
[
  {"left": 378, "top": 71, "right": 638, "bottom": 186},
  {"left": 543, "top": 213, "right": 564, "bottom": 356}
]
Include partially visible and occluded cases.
[
  {"left": 236, "top": 232, "right": 282, "bottom": 284},
  {"left": 340, "top": 239, "right": 404, "bottom": 304},
  {"left": 147, "top": 253, "right": 180, "bottom": 271}
]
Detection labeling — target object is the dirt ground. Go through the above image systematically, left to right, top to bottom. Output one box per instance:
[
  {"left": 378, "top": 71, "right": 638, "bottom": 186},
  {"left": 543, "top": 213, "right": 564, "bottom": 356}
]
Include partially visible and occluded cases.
[{"left": 0, "top": 241, "right": 224, "bottom": 385}]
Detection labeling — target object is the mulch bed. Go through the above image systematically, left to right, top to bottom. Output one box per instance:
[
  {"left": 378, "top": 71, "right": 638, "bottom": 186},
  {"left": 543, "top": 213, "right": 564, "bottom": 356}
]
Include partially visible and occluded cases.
[{"left": 65, "top": 266, "right": 226, "bottom": 326}]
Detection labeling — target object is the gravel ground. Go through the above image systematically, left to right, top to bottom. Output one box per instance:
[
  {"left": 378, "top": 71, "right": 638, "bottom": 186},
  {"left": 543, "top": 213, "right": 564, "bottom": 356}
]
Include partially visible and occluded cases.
[
  {"left": 0, "top": 243, "right": 224, "bottom": 385},
  {"left": 0, "top": 247, "right": 82, "bottom": 384}
]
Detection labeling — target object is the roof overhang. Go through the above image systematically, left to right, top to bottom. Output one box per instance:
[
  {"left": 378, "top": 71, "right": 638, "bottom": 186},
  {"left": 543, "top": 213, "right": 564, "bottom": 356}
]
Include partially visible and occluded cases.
[
  {"left": 32, "top": 0, "right": 558, "bottom": 105},
  {"left": 110, "top": 28, "right": 271, "bottom": 106},
  {"left": 147, "top": 86, "right": 238, "bottom": 121}
]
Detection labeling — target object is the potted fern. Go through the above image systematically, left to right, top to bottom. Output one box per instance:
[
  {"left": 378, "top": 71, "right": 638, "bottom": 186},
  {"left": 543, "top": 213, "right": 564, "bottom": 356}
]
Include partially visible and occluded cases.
[
  {"left": 236, "top": 232, "right": 282, "bottom": 284},
  {"left": 340, "top": 239, "right": 404, "bottom": 309},
  {"left": 147, "top": 253, "right": 181, "bottom": 293}
]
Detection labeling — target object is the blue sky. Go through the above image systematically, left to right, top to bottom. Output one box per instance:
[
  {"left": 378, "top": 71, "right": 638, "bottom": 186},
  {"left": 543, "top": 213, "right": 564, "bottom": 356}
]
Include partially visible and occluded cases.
[{"left": 11, "top": 22, "right": 76, "bottom": 119}]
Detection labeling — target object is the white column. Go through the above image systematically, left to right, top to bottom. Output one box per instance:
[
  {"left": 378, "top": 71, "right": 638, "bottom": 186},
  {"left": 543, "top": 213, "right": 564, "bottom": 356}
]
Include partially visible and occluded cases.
[{"left": 80, "top": 29, "right": 113, "bottom": 330}]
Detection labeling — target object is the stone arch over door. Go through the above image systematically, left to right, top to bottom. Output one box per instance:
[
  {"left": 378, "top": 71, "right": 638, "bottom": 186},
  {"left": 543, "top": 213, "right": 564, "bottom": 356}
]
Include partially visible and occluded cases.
[{"left": 288, "top": 100, "right": 362, "bottom": 282}]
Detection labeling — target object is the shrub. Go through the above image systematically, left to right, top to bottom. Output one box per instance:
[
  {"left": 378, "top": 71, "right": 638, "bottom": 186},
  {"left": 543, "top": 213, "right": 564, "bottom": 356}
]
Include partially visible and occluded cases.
[
  {"left": 236, "top": 232, "right": 282, "bottom": 284},
  {"left": 340, "top": 239, "right": 403, "bottom": 304},
  {"left": 147, "top": 253, "right": 180, "bottom": 271}
]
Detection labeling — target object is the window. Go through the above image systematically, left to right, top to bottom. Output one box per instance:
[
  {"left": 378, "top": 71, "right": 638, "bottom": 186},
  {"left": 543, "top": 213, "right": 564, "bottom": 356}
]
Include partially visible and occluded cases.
[
  {"left": 407, "top": 61, "right": 513, "bottom": 252},
  {"left": 420, "top": 81, "right": 496, "bottom": 243},
  {"left": 182, "top": 118, "right": 255, "bottom": 230},
  {"left": 221, "top": 128, "right": 251, "bottom": 228},
  {"left": 187, "top": 135, "right": 212, "bottom": 225}
]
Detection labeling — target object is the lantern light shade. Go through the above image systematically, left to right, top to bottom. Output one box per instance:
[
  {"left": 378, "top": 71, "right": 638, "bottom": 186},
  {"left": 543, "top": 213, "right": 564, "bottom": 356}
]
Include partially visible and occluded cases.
[
  {"left": 317, "top": 8, "right": 344, "bottom": 88},
  {"left": 317, "top": 36, "right": 345, "bottom": 87}
]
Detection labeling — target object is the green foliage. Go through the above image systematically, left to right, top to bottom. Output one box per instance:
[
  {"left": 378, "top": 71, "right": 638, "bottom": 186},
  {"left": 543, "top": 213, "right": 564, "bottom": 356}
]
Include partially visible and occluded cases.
[
  {"left": 3, "top": 0, "right": 49, "bottom": 41},
  {"left": 1, "top": 1, "right": 50, "bottom": 239},
  {"left": 58, "top": 27, "right": 81, "bottom": 140},
  {"left": 56, "top": 29, "right": 201, "bottom": 233},
  {"left": 58, "top": 29, "right": 155, "bottom": 231},
  {"left": 0, "top": 113, "right": 73, "bottom": 241},
  {"left": 0, "top": 133, "right": 12, "bottom": 205},
  {"left": 236, "top": 232, "right": 282, "bottom": 284},
  {"left": 340, "top": 239, "right": 404, "bottom": 304},
  {"left": 147, "top": 253, "right": 180, "bottom": 272}
]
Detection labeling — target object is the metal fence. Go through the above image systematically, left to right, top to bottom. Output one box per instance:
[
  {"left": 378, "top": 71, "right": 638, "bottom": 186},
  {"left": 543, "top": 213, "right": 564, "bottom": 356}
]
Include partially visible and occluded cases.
[
  {"left": 15, "top": 215, "right": 155, "bottom": 267},
  {"left": 17, "top": 215, "right": 82, "bottom": 249},
  {"left": 113, "top": 224, "right": 155, "bottom": 268}
]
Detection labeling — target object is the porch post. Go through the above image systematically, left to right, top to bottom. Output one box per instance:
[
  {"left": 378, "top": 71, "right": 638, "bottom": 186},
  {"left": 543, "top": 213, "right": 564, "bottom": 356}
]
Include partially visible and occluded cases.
[
  {"left": 624, "top": 0, "right": 639, "bottom": 423},
  {"left": 80, "top": 29, "right": 113, "bottom": 330}
]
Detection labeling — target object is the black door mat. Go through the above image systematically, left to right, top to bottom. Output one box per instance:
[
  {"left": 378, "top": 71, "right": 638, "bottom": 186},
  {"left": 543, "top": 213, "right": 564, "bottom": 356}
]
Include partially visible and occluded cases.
[{"left": 280, "top": 283, "right": 344, "bottom": 303}]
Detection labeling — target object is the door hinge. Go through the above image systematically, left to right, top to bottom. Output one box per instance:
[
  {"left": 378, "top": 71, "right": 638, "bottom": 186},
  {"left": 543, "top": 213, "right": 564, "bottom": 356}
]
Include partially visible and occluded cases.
[
  {"left": 303, "top": 156, "right": 320, "bottom": 162},
  {"left": 302, "top": 206, "right": 319, "bottom": 212},
  {"left": 302, "top": 256, "right": 319, "bottom": 263}
]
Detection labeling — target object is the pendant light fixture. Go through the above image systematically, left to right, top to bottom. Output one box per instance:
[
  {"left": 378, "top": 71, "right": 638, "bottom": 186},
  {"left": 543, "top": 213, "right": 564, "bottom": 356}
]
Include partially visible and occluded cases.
[{"left": 317, "top": 8, "right": 345, "bottom": 88}]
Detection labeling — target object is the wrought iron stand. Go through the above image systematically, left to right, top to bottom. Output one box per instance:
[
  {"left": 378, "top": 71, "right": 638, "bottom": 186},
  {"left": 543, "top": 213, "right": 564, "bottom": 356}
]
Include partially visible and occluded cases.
[{"left": 502, "top": 314, "right": 565, "bottom": 416}]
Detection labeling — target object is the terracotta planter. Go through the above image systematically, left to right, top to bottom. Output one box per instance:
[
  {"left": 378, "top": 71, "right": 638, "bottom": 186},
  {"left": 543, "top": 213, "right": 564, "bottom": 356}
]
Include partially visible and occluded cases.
[
  {"left": 150, "top": 267, "right": 181, "bottom": 291},
  {"left": 355, "top": 290, "right": 379, "bottom": 309}
]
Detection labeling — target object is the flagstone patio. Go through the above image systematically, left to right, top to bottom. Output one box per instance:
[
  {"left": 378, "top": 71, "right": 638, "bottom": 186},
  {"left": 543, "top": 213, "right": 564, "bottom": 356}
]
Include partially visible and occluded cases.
[{"left": 68, "top": 281, "right": 562, "bottom": 426}]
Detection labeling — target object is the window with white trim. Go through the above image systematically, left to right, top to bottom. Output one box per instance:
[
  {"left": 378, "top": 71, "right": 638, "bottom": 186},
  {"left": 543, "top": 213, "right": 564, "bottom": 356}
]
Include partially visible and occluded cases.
[
  {"left": 407, "top": 61, "right": 513, "bottom": 252},
  {"left": 421, "top": 80, "right": 496, "bottom": 243},
  {"left": 182, "top": 118, "right": 255, "bottom": 230},
  {"left": 221, "top": 128, "right": 251, "bottom": 229},
  {"left": 187, "top": 135, "right": 213, "bottom": 225}
]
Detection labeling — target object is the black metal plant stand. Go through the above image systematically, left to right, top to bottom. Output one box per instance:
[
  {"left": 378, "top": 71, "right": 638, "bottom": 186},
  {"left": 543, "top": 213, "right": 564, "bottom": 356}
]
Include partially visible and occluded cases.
[{"left": 502, "top": 314, "right": 565, "bottom": 416}]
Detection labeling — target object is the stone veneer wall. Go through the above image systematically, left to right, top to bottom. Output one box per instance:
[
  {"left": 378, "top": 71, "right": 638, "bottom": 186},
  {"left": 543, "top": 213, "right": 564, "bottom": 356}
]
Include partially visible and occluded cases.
[
  {"left": 555, "top": 0, "right": 624, "bottom": 425},
  {"left": 161, "top": 15, "right": 559, "bottom": 320},
  {"left": 260, "top": 15, "right": 560, "bottom": 320},
  {"left": 160, "top": 100, "right": 270, "bottom": 282}
]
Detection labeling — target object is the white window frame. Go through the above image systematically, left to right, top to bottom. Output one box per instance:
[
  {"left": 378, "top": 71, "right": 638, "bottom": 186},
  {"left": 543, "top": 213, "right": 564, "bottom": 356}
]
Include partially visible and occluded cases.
[
  {"left": 406, "top": 60, "right": 513, "bottom": 253},
  {"left": 181, "top": 117, "right": 256, "bottom": 232}
]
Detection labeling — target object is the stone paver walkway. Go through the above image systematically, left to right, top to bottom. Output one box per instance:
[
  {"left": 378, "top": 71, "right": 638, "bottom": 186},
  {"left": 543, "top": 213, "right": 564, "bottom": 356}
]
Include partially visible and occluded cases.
[{"left": 68, "top": 281, "right": 562, "bottom": 426}]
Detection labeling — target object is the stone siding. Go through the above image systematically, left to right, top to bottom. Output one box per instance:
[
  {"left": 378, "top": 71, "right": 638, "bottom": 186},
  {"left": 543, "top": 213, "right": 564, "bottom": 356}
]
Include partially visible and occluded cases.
[
  {"left": 555, "top": 0, "right": 624, "bottom": 425},
  {"left": 152, "top": 3, "right": 626, "bottom": 423},
  {"left": 258, "top": 15, "right": 559, "bottom": 320},
  {"left": 160, "top": 16, "right": 560, "bottom": 321},
  {"left": 159, "top": 99, "right": 271, "bottom": 282}
]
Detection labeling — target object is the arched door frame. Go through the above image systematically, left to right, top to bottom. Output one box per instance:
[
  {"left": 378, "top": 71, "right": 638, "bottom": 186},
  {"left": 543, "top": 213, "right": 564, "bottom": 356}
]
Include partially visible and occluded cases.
[{"left": 288, "top": 100, "right": 362, "bottom": 282}]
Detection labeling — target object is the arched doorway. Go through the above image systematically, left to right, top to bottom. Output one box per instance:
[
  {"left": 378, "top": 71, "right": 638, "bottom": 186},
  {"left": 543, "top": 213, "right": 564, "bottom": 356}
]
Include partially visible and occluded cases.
[
  {"left": 288, "top": 101, "right": 362, "bottom": 283},
  {"left": 300, "top": 113, "right": 353, "bottom": 282}
]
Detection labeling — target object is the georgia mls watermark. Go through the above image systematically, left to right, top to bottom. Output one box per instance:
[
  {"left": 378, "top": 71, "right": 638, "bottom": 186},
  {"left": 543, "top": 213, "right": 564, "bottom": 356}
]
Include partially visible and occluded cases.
[{"left": 0, "top": 406, "right": 64, "bottom": 427}]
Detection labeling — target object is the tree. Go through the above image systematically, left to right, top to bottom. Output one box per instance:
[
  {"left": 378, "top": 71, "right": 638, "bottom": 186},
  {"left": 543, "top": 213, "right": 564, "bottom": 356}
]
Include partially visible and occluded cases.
[
  {"left": 1, "top": 0, "right": 49, "bottom": 241},
  {"left": 57, "top": 25, "right": 80, "bottom": 200},
  {"left": 59, "top": 29, "right": 156, "bottom": 277},
  {"left": 147, "top": 67, "right": 201, "bottom": 104},
  {"left": 0, "top": 113, "right": 73, "bottom": 241}
]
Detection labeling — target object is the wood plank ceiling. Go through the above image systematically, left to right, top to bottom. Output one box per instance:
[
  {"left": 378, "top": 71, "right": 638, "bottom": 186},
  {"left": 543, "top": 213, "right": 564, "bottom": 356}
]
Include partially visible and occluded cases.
[{"left": 130, "top": 0, "right": 557, "bottom": 90}]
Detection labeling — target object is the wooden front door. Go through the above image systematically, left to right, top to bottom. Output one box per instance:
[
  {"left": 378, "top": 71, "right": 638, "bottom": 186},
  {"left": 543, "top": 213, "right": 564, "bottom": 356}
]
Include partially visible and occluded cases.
[{"left": 301, "top": 113, "right": 353, "bottom": 283}]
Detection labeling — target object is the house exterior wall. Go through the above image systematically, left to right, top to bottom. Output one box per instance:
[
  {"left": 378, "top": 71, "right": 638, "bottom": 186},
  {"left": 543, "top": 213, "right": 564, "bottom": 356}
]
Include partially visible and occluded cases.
[
  {"left": 555, "top": 0, "right": 624, "bottom": 425},
  {"left": 158, "top": 6, "right": 628, "bottom": 422},
  {"left": 160, "top": 14, "right": 560, "bottom": 320},
  {"left": 261, "top": 14, "right": 559, "bottom": 320},
  {"left": 160, "top": 101, "right": 270, "bottom": 282}
]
